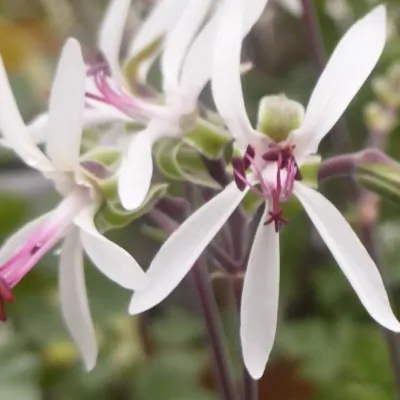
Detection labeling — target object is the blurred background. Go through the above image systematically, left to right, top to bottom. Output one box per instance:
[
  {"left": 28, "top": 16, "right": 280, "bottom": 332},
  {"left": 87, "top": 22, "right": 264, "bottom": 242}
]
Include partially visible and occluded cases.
[{"left": 2, "top": 0, "right": 400, "bottom": 398}]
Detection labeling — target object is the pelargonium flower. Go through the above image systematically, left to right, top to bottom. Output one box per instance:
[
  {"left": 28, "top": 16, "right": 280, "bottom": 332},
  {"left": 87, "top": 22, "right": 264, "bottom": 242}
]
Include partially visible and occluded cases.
[
  {"left": 27, "top": 0, "right": 192, "bottom": 143},
  {"left": 128, "top": 0, "right": 400, "bottom": 379},
  {"left": 0, "top": 39, "right": 146, "bottom": 370}
]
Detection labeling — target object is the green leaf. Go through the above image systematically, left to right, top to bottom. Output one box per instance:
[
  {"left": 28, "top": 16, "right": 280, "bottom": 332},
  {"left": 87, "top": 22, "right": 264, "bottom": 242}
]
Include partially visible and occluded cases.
[{"left": 95, "top": 183, "right": 168, "bottom": 232}]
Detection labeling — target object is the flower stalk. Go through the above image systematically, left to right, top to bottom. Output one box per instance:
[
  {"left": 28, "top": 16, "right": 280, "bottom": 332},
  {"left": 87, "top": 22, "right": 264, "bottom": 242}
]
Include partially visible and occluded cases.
[{"left": 148, "top": 207, "right": 238, "bottom": 400}]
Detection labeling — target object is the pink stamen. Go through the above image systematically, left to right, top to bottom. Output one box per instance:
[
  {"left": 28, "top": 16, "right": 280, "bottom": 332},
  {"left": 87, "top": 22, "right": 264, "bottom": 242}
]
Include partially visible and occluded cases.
[
  {"left": 85, "top": 63, "right": 168, "bottom": 123},
  {"left": 0, "top": 189, "right": 90, "bottom": 320}
]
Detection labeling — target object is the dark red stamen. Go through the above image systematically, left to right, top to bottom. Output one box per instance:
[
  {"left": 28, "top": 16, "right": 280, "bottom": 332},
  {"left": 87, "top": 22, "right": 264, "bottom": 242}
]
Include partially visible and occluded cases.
[
  {"left": 243, "top": 145, "right": 256, "bottom": 169},
  {"left": 232, "top": 157, "right": 247, "bottom": 191},
  {"left": 264, "top": 209, "right": 288, "bottom": 232}
]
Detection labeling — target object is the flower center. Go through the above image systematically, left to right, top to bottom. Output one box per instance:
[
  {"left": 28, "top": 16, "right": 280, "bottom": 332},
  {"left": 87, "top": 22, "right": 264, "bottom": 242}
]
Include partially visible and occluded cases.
[{"left": 232, "top": 143, "right": 302, "bottom": 232}]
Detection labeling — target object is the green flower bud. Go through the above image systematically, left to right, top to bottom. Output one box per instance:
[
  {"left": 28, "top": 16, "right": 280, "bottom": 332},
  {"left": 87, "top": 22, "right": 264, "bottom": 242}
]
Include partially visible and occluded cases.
[
  {"left": 372, "top": 62, "right": 400, "bottom": 108},
  {"left": 256, "top": 94, "right": 304, "bottom": 142},
  {"left": 356, "top": 153, "right": 400, "bottom": 204}
]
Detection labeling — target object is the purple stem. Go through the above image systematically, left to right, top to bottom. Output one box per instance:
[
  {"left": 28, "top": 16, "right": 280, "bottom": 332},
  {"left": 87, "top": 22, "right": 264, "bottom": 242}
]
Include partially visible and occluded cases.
[{"left": 148, "top": 207, "right": 238, "bottom": 400}]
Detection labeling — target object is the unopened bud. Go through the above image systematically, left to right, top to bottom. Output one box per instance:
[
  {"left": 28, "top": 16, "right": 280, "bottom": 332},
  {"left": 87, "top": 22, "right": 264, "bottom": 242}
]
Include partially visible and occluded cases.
[
  {"left": 372, "top": 62, "right": 400, "bottom": 108},
  {"left": 256, "top": 94, "right": 304, "bottom": 142},
  {"left": 364, "top": 102, "right": 396, "bottom": 133},
  {"left": 356, "top": 151, "right": 400, "bottom": 204}
]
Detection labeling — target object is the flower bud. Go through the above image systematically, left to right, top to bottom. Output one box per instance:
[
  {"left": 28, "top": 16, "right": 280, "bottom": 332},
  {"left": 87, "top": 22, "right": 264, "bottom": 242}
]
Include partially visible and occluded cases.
[
  {"left": 372, "top": 62, "right": 400, "bottom": 108},
  {"left": 256, "top": 94, "right": 304, "bottom": 142},
  {"left": 364, "top": 102, "right": 396, "bottom": 133},
  {"left": 356, "top": 152, "right": 400, "bottom": 204}
]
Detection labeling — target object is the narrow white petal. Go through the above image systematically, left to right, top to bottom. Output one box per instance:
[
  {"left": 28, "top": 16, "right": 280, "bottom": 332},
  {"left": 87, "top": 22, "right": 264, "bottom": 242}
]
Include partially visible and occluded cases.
[
  {"left": 98, "top": 0, "right": 131, "bottom": 78},
  {"left": 127, "top": 0, "right": 191, "bottom": 82},
  {"left": 161, "top": 0, "right": 212, "bottom": 96},
  {"left": 181, "top": 0, "right": 268, "bottom": 113},
  {"left": 211, "top": 0, "right": 268, "bottom": 147},
  {"left": 294, "top": 6, "right": 386, "bottom": 161},
  {"left": 46, "top": 38, "right": 85, "bottom": 171},
  {"left": 0, "top": 58, "right": 53, "bottom": 171},
  {"left": 28, "top": 107, "right": 130, "bottom": 145},
  {"left": 28, "top": 113, "right": 49, "bottom": 144},
  {"left": 118, "top": 129, "right": 155, "bottom": 211},
  {"left": 129, "top": 182, "right": 248, "bottom": 314},
  {"left": 294, "top": 182, "right": 400, "bottom": 332},
  {"left": 75, "top": 205, "right": 147, "bottom": 290},
  {"left": 241, "top": 209, "right": 279, "bottom": 380},
  {"left": 0, "top": 213, "right": 51, "bottom": 265},
  {"left": 59, "top": 228, "right": 97, "bottom": 371}
]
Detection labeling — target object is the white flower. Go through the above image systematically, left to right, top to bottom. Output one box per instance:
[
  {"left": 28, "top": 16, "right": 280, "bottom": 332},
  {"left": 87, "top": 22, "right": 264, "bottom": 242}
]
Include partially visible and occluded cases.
[
  {"left": 27, "top": 0, "right": 192, "bottom": 143},
  {"left": 128, "top": 0, "right": 400, "bottom": 380},
  {"left": 0, "top": 39, "right": 146, "bottom": 370}
]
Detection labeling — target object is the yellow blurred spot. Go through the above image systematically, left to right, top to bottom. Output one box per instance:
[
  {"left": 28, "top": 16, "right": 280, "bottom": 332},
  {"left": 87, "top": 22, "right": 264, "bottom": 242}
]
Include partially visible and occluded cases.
[
  {"left": 0, "top": 17, "right": 54, "bottom": 102},
  {"left": 42, "top": 339, "right": 79, "bottom": 367}
]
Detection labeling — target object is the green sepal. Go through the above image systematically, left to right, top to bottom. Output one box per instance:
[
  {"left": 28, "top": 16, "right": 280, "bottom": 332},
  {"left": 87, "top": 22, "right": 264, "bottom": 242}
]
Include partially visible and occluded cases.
[
  {"left": 123, "top": 37, "right": 163, "bottom": 85},
  {"left": 184, "top": 118, "right": 232, "bottom": 159},
  {"left": 154, "top": 138, "right": 221, "bottom": 188},
  {"left": 79, "top": 147, "right": 123, "bottom": 202},
  {"left": 81, "top": 147, "right": 121, "bottom": 168},
  {"left": 299, "top": 156, "right": 321, "bottom": 189},
  {"left": 356, "top": 163, "right": 400, "bottom": 204},
  {"left": 95, "top": 183, "right": 169, "bottom": 233},
  {"left": 241, "top": 191, "right": 264, "bottom": 217},
  {"left": 140, "top": 224, "right": 169, "bottom": 243}
]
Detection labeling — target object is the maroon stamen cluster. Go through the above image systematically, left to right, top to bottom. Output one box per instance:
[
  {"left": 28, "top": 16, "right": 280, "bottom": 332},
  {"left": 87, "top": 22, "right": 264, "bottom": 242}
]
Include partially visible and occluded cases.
[{"left": 232, "top": 143, "right": 302, "bottom": 232}]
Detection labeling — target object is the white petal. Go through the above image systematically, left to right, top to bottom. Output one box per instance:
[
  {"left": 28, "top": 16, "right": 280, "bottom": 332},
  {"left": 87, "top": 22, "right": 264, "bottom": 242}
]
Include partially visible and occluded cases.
[
  {"left": 98, "top": 0, "right": 131, "bottom": 79},
  {"left": 127, "top": 0, "right": 191, "bottom": 82},
  {"left": 161, "top": 0, "right": 212, "bottom": 96},
  {"left": 211, "top": 0, "right": 268, "bottom": 147},
  {"left": 294, "top": 6, "right": 386, "bottom": 161},
  {"left": 46, "top": 38, "right": 85, "bottom": 171},
  {"left": 0, "top": 57, "right": 53, "bottom": 171},
  {"left": 28, "top": 107, "right": 130, "bottom": 145},
  {"left": 27, "top": 113, "right": 49, "bottom": 144},
  {"left": 118, "top": 129, "right": 155, "bottom": 211},
  {"left": 129, "top": 182, "right": 248, "bottom": 314},
  {"left": 294, "top": 182, "right": 400, "bottom": 332},
  {"left": 75, "top": 205, "right": 147, "bottom": 290},
  {"left": 241, "top": 209, "right": 279, "bottom": 379},
  {"left": 0, "top": 213, "right": 51, "bottom": 265},
  {"left": 59, "top": 228, "right": 97, "bottom": 371}
]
